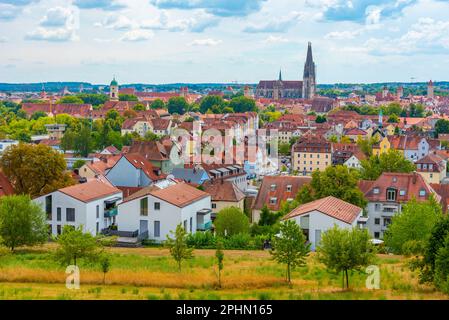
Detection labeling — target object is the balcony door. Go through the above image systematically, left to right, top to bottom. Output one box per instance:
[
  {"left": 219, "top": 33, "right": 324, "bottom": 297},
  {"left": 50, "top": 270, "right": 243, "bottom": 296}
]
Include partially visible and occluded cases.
[{"left": 139, "top": 220, "right": 148, "bottom": 235}]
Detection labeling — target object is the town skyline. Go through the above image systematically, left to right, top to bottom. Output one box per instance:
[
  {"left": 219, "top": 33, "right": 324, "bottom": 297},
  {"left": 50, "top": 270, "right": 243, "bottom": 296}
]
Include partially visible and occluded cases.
[{"left": 1, "top": 0, "right": 449, "bottom": 84}]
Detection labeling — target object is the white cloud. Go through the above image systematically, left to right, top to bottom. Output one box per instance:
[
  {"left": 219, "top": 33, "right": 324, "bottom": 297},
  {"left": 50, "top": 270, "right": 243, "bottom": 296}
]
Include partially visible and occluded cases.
[
  {"left": 0, "top": 3, "right": 21, "bottom": 20},
  {"left": 40, "top": 7, "right": 77, "bottom": 27},
  {"left": 141, "top": 11, "right": 219, "bottom": 32},
  {"left": 243, "top": 11, "right": 304, "bottom": 33},
  {"left": 96, "top": 14, "right": 138, "bottom": 30},
  {"left": 25, "top": 27, "right": 79, "bottom": 42},
  {"left": 120, "top": 29, "right": 154, "bottom": 42},
  {"left": 324, "top": 30, "right": 361, "bottom": 40},
  {"left": 263, "top": 35, "right": 290, "bottom": 43},
  {"left": 189, "top": 38, "right": 222, "bottom": 46}
]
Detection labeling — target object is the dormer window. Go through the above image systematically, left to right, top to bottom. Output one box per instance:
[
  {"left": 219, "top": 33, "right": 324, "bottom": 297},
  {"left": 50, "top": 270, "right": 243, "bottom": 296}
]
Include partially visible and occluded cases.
[
  {"left": 392, "top": 177, "right": 397, "bottom": 183},
  {"left": 270, "top": 184, "right": 276, "bottom": 191},
  {"left": 286, "top": 185, "right": 292, "bottom": 192},
  {"left": 373, "top": 188, "right": 380, "bottom": 194},
  {"left": 387, "top": 188, "right": 397, "bottom": 201},
  {"left": 419, "top": 189, "right": 426, "bottom": 197},
  {"left": 400, "top": 190, "right": 406, "bottom": 196},
  {"left": 270, "top": 197, "right": 277, "bottom": 205}
]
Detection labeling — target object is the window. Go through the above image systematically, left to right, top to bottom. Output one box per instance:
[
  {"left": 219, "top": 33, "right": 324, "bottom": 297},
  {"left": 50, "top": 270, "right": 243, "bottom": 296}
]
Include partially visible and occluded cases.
[
  {"left": 430, "top": 174, "right": 433, "bottom": 178},
  {"left": 270, "top": 184, "right": 276, "bottom": 191},
  {"left": 286, "top": 185, "right": 292, "bottom": 192},
  {"left": 373, "top": 188, "right": 380, "bottom": 194},
  {"left": 386, "top": 188, "right": 397, "bottom": 201},
  {"left": 419, "top": 189, "right": 426, "bottom": 197},
  {"left": 399, "top": 190, "right": 406, "bottom": 196},
  {"left": 45, "top": 195, "right": 52, "bottom": 220},
  {"left": 270, "top": 197, "right": 277, "bottom": 205},
  {"left": 140, "top": 198, "right": 148, "bottom": 216},
  {"left": 154, "top": 202, "right": 160, "bottom": 210},
  {"left": 212, "top": 203, "right": 217, "bottom": 209},
  {"left": 375, "top": 204, "right": 381, "bottom": 211},
  {"left": 96, "top": 205, "right": 99, "bottom": 219},
  {"left": 57, "top": 207, "right": 61, "bottom": 221},
  {"left": 66, "top": 208, "right": 75, "bottom": 222},
  {"left": 190, "top": 217, "right": 193, "bottom": 233},
  {"left": 383, "top": 217, "right": 392, "bottom": 226},
  {"left": 374, "top": 218, "right": 380, "bottom": 225},
  {"left": 183, "top": 220, "right": 187, "bottom": 230},
  {"left": 154, "top": 221, "right": 160, "bottom": 237},
  {"left": 96, "top": 222, "right": 99, "bottom": 235},
  {"left": 47, "top": 224, "right": 52, "bottom": 235},
  {"left": 57, "top": 225, "right": 62, "bottom": 235},
  {"left": 374, "top": 232, "right": 380, "bottom": 239}
]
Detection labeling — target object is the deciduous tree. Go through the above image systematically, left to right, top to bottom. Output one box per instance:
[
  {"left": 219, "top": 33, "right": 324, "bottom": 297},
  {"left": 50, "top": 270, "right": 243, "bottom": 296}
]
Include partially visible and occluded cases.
[{"left": 165, "top": 224, "right": 194, "bottom": 272}]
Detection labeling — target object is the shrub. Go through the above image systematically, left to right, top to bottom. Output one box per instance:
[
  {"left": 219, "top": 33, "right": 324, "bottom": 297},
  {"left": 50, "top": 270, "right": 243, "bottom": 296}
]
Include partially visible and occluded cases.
[
  {"left": 214, "top": 207, "right": 250, "bottom": 237},
  {"left": 186, "top": 231, "right": 216, "bottom": 249}
]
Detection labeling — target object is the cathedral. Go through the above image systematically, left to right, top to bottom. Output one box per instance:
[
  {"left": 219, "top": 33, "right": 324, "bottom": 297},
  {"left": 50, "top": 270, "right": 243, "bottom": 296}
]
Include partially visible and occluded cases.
[{"left": 255, "top": 42, "right": 316, "bottom": 100}]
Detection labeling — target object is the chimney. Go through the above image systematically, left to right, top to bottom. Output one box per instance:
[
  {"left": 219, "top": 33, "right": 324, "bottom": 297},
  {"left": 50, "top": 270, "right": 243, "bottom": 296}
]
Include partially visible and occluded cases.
[{"left": 412, "top": 171, "right": 417, "bottom": 184}]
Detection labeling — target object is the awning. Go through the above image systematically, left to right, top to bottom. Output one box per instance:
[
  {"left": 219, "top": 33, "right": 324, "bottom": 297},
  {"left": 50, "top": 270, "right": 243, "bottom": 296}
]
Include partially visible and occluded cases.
[{"left": 104, "top": 197, "right": 122, "bottom": 204}]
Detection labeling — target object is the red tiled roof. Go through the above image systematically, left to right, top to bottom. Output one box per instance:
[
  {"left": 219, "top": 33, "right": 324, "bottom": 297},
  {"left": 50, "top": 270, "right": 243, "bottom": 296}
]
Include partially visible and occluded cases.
[
  {"left": 123, "top": 153, "right": 165, "bottom": 181},
  {"left": 0, "top": 171, "right": 14, "bottom": 197},
  {"left": 358, "top": 172, "right": 439, "bottom": 203},
  {"left": 253, "top": 176, "right": 311, "bottom": 211},
  {"left": 58, "top": 179, "right": 121, "bottom": 203},
  {"left": 203, "top": 180, "right": 245, "bottom": 202},
  {"left": 150, "top": 182, "right": 209, "bottom": 208},
  {"left": 283, "top": 196, "right": 362, "bottom": 224}
]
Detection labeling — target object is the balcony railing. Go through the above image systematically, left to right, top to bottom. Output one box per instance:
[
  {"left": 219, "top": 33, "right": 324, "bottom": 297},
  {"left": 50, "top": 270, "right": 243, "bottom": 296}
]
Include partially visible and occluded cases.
[
  {"left": 104, "top": 207, "right": 118, "bottom": 218},
  {"left": 197, "top": 221, "right": 212, "bottom": 231}
]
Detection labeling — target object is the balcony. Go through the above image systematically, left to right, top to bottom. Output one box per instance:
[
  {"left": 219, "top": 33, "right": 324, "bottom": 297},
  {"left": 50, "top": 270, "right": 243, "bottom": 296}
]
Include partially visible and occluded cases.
[
  {"left": 104, "top": 207, "right": 118, "bottom": 218},
  {"left": 197, "top": 221, "right": 212, "bottom": 231}
]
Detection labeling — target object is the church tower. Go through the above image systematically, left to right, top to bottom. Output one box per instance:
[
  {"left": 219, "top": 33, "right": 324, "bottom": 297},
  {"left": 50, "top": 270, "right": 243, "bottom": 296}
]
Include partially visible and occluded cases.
[
  {"left": 302, "top": 42, "right": 316, "bottom": 99},
  {"left": 110, "top": 76, "right": 119, "bottom": 101},
  {"left": 427, "top": 80, "right": 434, "bottom": 99}
]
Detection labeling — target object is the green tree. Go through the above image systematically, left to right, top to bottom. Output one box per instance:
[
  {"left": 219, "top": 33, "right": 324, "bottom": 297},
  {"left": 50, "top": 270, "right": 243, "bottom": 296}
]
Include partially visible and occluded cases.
[
  {"left": 76, "top": 93, "right": 109, "bottom": 106},
  {"left": 119, "top": 94, "right": 138, "bottom": 101},
  {"left": 200, "top": 95, "right": 227, "bottom": 114},
  {"left": 57, "top": 96, "right": 84, "bottom": 104},
  {"left": 229, "top": 96, "right": 256, "bottom": 113},
  {"left": 167, "top": 97, "right": 189, "bottom": 115},
  {"left": 150, "top": 99, "right": 166, "bottom": 110},
  {"left": 132, "top": 103, "right": 146, "bottom": 111},
  {"left": 31, "top": 111, "right": 47, "bottom": 120},
  {"left": 387, "top": 114, "right": 399, "bottom": 123},
  {"left": 315, "top": 115, "right": 327, "bottom": 123},
  {"left": 435, "top": 119, "right": 449, "bottom": 137},
  {"left": 74, "top": 126, "right": 95, "bottom": 157},
  {"left": 0, "top": 143, "right": 74, "bottom": 197},
  {"left": 279, "top": 143, "right": 290, "bottom": 155},
  {"left": 360, "top": 149, "right": 415, "bottom": 180},
  {"left": 73, "top": 160, "right": 86, "bottom": 170},
  {"left": 296, "top": 165, "right": 367, "bottom": 208},
  {"left": 296, "top": 184, "right": 315, "bottom": 205},
  {"left": 0, "top": 195, "right": 48, "bottom": 252},
  {"left": 385, "top": 196, "right": 442, "bottom": 255},
  {"left": 258, "top": 205, "right": 282, "bottom": 226},
  {"left": 214, "top": 207, "right": 250, "bottom": 237},
  {"left": 417, "top": 216, "right": 449, "bottom": 285},
  {"left": 270, "top": 220, "right": 310, "bottom": 283},
  {"left": 165, "top": 224, "right": 193, "bottom": 272},
  {"left": 54, "top": 226, "right": 100, "bottom": 266},
  {"left": 317, "top": 226, "right": 376, "bottom": 289},
  {"left": 434, "top": 235, "right": 449, "bottom": 293},
  {"left": 215, "top": 239, "right": 224, "bottom": 288},
  {"left": 100, "top": 254, "right": 111, "bottom": 285}
]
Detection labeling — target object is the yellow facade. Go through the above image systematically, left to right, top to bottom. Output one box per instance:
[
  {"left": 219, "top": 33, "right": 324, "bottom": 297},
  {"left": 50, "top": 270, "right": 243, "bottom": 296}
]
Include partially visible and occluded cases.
[
  {"left": 385, "top": 124, "right": 396, "bottom": 136},
  {"left": 373, "top": 137, "right": 390, "bottom": 157},
  {"left": 292, "top": 151, "right": 332, "bottom": 176},
  {"left": 417, "top": 170, "right": 445, "bottom": 184},
  {"left": 212, "top": 199, "right": 245, "bottom": 215}
]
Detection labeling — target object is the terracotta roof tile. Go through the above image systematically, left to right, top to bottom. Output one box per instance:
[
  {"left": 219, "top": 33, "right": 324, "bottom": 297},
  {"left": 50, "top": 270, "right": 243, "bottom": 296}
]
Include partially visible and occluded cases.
[
  {"left": 58, "top": 179, "right": 121, "bottom": 203},
  {"left": 283, "top": 196, "right": 362, "bottom": 224}
]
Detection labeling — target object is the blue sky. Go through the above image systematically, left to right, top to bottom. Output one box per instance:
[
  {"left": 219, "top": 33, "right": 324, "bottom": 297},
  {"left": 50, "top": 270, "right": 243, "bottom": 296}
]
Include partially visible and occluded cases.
[{"left": 1, "top": 0, "right": 449, "bottom": 84}]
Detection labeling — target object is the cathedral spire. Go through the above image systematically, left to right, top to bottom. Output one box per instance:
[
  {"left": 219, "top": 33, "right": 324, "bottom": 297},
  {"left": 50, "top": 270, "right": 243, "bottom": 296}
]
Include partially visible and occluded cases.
[
  {"left": 303, "top": 42, "right": 316, "bottom": 99},
  {"left": 278, "top": 68, "right": 282, "bottom": 81}
]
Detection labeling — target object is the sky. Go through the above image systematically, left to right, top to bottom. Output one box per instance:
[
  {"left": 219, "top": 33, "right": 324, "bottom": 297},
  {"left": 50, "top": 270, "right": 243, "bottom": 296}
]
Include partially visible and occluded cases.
[{"left": 1, "top": 0, "right": 449, "bottom": 84}]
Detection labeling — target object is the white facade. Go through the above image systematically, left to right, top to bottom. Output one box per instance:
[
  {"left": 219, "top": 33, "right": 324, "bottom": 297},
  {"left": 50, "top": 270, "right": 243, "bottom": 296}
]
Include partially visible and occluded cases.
[
  {"left": 0, "top": 139, "right": 19, "bottom": 154},
  {"left": 344, "top": 155, "right": 362, "bottom": 169},
  {"left": 34, "top": 190, "right": 123, "bottom": 236},
  {"left": 117, "top": 193, "right": 212, "bottom": 242},
  {"left": 287, "top": 209, "right": 363, "bottom": 251}
]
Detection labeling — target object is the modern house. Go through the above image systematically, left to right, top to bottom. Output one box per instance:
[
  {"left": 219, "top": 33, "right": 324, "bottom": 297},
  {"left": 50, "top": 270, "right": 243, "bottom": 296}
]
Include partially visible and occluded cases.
[
  {"left": 106, "top": 153, "right": 165, "bottom": 187},
  {"left": 359, "top": 172, "right": 440, "bottom": 239},
  {"left": 252, "top": 175, "right": 311, "bottom": 223},
  {"left": 33, "top": 179, "right": 123, "bottom": 236},
  {"left": 203, "top": 180, "right": 245, "bottom": 217},
  {"left": 116, "top": 182, "right": 212, "bottom": 242},
  {"left": 283, "top": 196, "right": 364, "bottom": 251}
]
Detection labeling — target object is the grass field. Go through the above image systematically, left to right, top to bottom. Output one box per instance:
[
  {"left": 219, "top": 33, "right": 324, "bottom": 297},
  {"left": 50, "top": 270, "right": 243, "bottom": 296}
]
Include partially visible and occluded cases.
[{"left": 0, "top": 244, "right": 447, "bottom": 300}]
